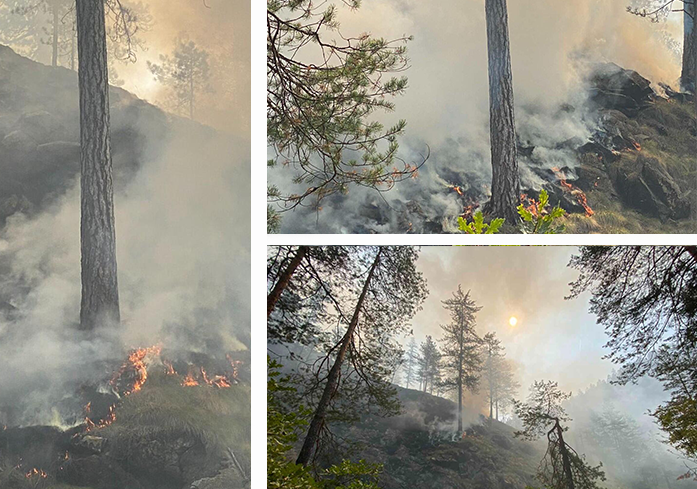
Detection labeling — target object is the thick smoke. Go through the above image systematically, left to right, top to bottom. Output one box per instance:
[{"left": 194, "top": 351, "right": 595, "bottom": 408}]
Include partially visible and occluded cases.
[
  {"left": 272, "top": 0, "right": 683, "bottom": 232},
  {"left": 0, "top": 103, "right": 249, "bottom": 427}
]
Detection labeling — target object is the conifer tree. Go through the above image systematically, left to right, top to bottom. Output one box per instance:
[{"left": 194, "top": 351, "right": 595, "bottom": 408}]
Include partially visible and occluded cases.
[
  {"left": 267, "top": 0, "right": 425, "bottom": 227},
  {"left": 294, "top": 246, "right": 428, "bottom": 466},
  {"left": 439, "top": 286, "right": 482, "bottom": 432},
  {"left": 417, "top": 336, "right": 441, "bottom": 394},
  {"left": 403, "top": 338, "right": 419, "bottom": 390}
]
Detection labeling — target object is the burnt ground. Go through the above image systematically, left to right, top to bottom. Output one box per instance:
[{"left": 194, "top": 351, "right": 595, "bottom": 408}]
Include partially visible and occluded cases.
[
  {"left": 0, "top": 367, "right": 251, "bottom": 489},
  {"left": 313, "top": 387, "right": 543, "bottom": 489}
]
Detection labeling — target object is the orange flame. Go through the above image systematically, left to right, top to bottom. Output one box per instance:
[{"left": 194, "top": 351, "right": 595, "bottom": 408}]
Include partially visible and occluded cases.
[
  {"left": 551, "top": 167, "right": 594, "bottom": 217},
  {"left": 447, "top": 184, "right": 464, "bottom": 197},
  {"left": 111, "top": 345, "right": 162, "bottom": 396},
  {"left": 227, "top": 355, "right": 242, "bottom": 384},
  {"left": 164, "top": 361, "right": 176, "bottom": 375},
  {"left": 181, "top": 366, "right": 234, "bottom": 388},
  {"left": 182, "top": 369, "right": 200, "bottom": 387},
  {"left": 85, "top": 404, "right": 116, "bottom": 432},
  {"left": 25, "top": 468, "right": 47, "bottom": 479}
]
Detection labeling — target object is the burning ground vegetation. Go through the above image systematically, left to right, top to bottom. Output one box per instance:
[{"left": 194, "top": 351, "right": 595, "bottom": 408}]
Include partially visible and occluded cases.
[
  {"left": 286, "top": 63, "right": 696, "bottom": 234},
  {"left": 448, "top": 63, "right": 695, "bottom": 234},
  {"left": 0, "top": 347, "right": 251, "bottom": 489}
]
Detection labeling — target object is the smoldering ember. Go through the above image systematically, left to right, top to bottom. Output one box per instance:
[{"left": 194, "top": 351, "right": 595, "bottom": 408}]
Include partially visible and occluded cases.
[
  {"left": 267, "top": 0, "right": 697, "bottom": 234},
  {"left": 0, "top": 1, "right": 250, "bottom": 488},
  {"left": 267, "top": 246, "right": 697, "bottom": 489}
]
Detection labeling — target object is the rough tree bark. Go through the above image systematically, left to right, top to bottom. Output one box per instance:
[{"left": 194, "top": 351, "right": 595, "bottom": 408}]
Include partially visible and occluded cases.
[
  {"left": 76, "top": 0, "right": 120, "bottom": 330},
  {"left": 484, "top": 0, "right": 520, "bottom": 223},
  {"left": 683, "top": 2, "right": 695, "bottom": 92},
  {"left": 692, "top": 9, "right": 697, "bottom": 221},
  {"left": 267, "top": 246, "right": 308, "bottom": 318},
  {"left": 296, "top": 248, "right": 382, "bottom": 466}
]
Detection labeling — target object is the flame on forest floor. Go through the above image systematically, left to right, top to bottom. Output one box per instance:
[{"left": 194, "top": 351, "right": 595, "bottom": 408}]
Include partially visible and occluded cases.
[
  {"left": 551, "top": 167, "right": 594, "bottom": 217},
  {"left": 448, "top": 184, "right": 465, "bottom": 197},
  {"left": 520, "top": 193, "right": 540, "bottom": 217},
  {"left": 111, "top": 346, "right": 163, "bottom": 396},
  {"left": 77, "top": 347, "right": 241, "bottom": 432},
  {"left": 180, "top": 365, "right": 235, "bottom": 389},
  {"left": 85, "top": 404, "right": 116, "bottom": 432},
  {"left": 25, "top": 468, "right": 47, "bottom": 479}
]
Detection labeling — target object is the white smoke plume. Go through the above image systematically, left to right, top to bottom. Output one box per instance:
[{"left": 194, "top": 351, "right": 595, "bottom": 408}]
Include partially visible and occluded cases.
[{"left": 271, "top": 0, "right": 683, "bottom": 232}]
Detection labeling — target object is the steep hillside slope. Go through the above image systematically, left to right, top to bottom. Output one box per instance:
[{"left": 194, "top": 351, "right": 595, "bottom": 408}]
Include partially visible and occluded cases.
[{"left": 322, "top": 388, "right": 542, "bottom": 489}]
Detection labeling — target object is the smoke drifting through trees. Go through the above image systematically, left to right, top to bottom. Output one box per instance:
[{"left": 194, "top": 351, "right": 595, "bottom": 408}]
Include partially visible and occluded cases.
[
  {"left": 0, "top": 0, "right": 249, "bottom": 133},
  {"left": 271, "top": 0, "right": 688, "bottom": 232},
  {"left": 0, "top": 75, "right": 250, "bottom": 426},
  {"left": 269, "top": 246, "right": 697, "bottom": 488}
]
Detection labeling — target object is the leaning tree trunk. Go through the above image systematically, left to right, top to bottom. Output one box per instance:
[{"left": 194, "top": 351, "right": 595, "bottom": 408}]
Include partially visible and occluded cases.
[
  {"left": 76, "top": 0, "right": 120, "bottom": 331},
  {"left": 483, "top": 0, "right": 520, "bottom": 223},
  {"left": 682, "top": 2, "right": 696, "bottom": 92},
  {"left": 267, "top": 246, "right": 308, "bottom": 318},
  {"left": 296, "top": 249, "right": 381, "bottom": 466},
  {"left": 555, "top": 421, "right": 576, "bottom": 489}
]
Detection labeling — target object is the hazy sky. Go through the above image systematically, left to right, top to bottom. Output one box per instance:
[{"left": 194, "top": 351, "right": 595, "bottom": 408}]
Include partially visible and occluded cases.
[
  {"left": 118, "top": 0, "right": 250, "bottom": 134},
  {"left": 334, "top": 0, "right": 682, "bottom": 146},
  {"left": 410, "top": 246, "right": 614, "bottom": 395}
]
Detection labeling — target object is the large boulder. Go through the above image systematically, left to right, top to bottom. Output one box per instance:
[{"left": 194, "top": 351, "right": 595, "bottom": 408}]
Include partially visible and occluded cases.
[
  {"left": 589, "top": 63, "right": 655, "bottom": 115},
  {"left": 16, "top": 110, "right": 62, "bottom": 144},
  {"left": 613, "top": 155, "right": 691, "bottom": 219},
  {"left": 108, "top": 427, "right": 213, "bottom": 488}
]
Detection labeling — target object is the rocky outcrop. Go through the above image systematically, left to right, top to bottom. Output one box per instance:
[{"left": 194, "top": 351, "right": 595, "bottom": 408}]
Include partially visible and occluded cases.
[
  {"left": 0, "top": 43, "right": 168, "bottom": 228},
  {"left": 589, "top": 63, "right": 656, "bottom": 115},
  {"left": 613, "top": 155, "right": 691, "bottom": 219}
]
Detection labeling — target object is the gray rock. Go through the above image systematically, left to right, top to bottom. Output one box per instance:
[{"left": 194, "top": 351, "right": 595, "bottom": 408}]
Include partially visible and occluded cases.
[{"left": 17, "top": 110, "right": 61, "bottom": 144}]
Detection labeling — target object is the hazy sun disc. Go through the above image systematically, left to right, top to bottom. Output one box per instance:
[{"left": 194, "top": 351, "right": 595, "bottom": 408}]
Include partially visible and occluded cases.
[{"left": 509, "top": 316, "right": 518, "bottom": 326}]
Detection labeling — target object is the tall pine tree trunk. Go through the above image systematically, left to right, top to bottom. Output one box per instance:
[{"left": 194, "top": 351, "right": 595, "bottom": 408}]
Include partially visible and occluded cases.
[
  {"left": 76, "top": 0, "right": 120, "bottom": 331},
  {"left": 484, "top": 0, "right": 520, "bottom": 223},
  {"left": 683, "top": 2, "right": 695, "bottom": 92},
  {"left": 692, "top": 9, "right": 697, "bottom": 221},
  {"left": 267, "top": 246, "right": 308, "bottom": 318},
  {"left": 296, "top": 249, "right": 381, "bottom": 466},
  {"left": 457, "top": 355, "right": 463, "bottom": 432}
]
